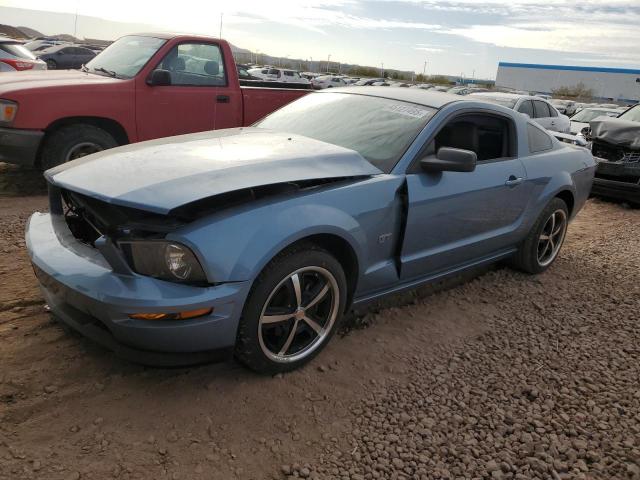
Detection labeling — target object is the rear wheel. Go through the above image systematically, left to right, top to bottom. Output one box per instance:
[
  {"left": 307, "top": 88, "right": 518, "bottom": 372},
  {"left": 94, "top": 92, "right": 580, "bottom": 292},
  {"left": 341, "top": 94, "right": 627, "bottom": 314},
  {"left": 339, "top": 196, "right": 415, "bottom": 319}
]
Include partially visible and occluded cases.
[
  {"left": 40, "top": 124, "right": 118, "bottom": 169},
  {"left": 510, "top": 198, "right": 569, "bottom": 274},
  {"left": 235, "top": 245, "right": 347, "bottom": 374}
]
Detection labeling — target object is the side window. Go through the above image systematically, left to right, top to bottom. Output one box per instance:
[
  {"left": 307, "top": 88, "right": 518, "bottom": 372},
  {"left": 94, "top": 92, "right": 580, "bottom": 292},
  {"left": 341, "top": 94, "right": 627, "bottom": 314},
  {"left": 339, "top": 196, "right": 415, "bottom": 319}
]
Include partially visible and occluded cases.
[
  {"left": 156, "top": 43, "right": 226, "bottom": 86},
  {"left": 61, "top": 47, "right": 73, "bottom": 54},
  {"left": 284, "top": 71, "right": 294, "bottom": 77},
  {"left": 517, "top": 100, "right": 534, "bottom": 117},
  {"left": 533, "top": 100, "right": 551, "bottom": 118},
  {"left": 548, "top": 104, "right": 559, "bottom": 117},
  {"left": 429, "top": 113, "right": 514, "bottom": 162},
  {"left": 527, "top": 124, "right": 553, "bottom": 153}
]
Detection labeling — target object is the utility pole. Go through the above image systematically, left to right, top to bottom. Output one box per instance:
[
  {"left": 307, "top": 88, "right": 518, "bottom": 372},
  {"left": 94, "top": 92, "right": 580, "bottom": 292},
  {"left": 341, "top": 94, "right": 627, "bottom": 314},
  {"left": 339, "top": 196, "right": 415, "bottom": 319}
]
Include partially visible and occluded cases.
[
  {"left": 73, "top": 8, "right": 78, "bottom": 38},
  {"left": 219, "top": 12, "right": 223, "bottom": 38}
]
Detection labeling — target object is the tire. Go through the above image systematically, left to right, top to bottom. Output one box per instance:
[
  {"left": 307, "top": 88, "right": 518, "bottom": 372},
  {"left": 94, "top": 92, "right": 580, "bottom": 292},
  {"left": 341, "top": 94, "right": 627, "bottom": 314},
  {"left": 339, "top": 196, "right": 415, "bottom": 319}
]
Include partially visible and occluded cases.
[
  {"left": 46, "top": 59, "right": 57, "bottom": 70},
  {"left": 40, "top": 124, "right": 118, "bottom": 170},
  {"left": 510, "top": 197, "right": 569, "bottom": 274},
  {"left": 235, "top": 245, "right": 347, "bottom": 374}
]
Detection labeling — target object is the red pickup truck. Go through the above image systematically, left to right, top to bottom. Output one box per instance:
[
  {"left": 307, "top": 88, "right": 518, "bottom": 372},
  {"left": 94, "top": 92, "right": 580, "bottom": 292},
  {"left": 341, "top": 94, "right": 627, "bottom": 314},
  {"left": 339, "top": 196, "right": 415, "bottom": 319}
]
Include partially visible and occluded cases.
[{"left": 0, "top": 33, "right": 310, "bottom": 169}]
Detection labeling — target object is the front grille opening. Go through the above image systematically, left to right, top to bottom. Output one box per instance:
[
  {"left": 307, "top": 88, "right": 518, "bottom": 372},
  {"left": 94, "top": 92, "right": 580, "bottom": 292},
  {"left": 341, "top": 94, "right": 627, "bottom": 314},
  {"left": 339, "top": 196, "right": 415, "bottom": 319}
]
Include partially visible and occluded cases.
[
  {"left": 593, "top": 142, "right": 640, "bottom": 163},
  {"left": 59, "top": 189, "right": 185, "bottom": 247}
]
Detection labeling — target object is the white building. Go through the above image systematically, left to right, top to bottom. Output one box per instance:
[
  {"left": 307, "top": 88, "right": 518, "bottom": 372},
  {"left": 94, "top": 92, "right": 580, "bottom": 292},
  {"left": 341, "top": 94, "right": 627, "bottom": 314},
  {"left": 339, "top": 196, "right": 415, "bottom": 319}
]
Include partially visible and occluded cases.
[{"left": 496, "top": 62, "right": 640, "bottom": 103}]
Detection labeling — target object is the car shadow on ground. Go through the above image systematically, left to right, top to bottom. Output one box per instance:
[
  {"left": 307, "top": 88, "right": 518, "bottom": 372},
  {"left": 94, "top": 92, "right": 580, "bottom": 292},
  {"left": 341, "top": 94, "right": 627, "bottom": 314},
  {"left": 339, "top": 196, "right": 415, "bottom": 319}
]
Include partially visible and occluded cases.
[{"left": 0, "top": 163, "right": 47, "bottom": 196}]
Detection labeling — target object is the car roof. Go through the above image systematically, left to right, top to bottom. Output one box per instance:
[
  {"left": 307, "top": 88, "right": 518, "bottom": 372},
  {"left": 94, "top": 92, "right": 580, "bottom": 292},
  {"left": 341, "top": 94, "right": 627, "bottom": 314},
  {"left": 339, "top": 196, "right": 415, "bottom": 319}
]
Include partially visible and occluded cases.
[
  {"left": 320, "top": 86, "right": 464, "bottom": 109},
  {"left": 471, "top": 92, "right": 542, "bottom": 101}
]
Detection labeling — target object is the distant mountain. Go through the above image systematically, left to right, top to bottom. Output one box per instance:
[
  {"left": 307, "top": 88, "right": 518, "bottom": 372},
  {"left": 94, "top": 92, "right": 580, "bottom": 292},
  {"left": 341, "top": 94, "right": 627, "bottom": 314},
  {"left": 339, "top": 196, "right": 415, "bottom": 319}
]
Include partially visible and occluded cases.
[
  {"left": 0, "top": 24, "right": 29, "bottom": 39},
  {"left": 17, "top": 25, "right": 43, "bottom": 38}
]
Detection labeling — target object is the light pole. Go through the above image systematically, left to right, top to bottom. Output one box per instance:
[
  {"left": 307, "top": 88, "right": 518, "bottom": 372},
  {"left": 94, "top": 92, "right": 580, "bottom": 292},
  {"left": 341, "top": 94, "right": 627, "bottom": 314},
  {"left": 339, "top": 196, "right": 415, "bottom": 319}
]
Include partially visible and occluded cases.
[
  {"left": 219, "top": 12, "right": 223, "bottom": 39},
  {"left": 327, "top": 54, "right": 331, "bottom": 73},
  {"left": 422, "top": 60, "right": 427, "bottom": 77},
  {"left": 381, "top": 62, "right": 384, "bottom": 78}
]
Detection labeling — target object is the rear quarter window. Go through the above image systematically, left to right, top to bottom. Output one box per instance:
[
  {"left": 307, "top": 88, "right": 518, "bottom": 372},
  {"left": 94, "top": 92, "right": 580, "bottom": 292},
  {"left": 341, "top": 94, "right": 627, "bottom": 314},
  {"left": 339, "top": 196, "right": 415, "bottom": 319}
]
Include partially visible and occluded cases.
[{"left": 528, "top": 124, "right": 553, "bottom": 153}]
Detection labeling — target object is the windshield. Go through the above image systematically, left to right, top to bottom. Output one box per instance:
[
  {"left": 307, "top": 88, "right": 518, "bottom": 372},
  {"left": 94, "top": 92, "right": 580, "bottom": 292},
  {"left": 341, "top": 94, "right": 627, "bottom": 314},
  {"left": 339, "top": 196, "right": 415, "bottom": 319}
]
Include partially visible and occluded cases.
[
  {"left": 85, "top": 35, "right": 166, "bottom": 79},
  {"left": 255, "top": 92, "right": 436, "bottom": 172},
  {"left": 474, "top": 95, "right": 517, "bottom": 109},
  {"left": 619, "top": 105, "right": 640, "bottom": 123},
  {"left": 571, "top": 109, "right": 618, "bottom": 122}
]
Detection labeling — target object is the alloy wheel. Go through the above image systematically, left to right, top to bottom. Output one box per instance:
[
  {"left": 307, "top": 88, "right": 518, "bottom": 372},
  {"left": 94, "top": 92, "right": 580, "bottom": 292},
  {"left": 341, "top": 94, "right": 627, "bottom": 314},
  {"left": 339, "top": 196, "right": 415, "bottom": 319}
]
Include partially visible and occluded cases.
[
  {"left": 65, "top": 142, "right": 103, "bottom": 161},
  {"left": 537, "top": 209, "right": 567, "bottom": 267},
  {"left": 258, "top": 266, "right": 340, "bottom": 363}
]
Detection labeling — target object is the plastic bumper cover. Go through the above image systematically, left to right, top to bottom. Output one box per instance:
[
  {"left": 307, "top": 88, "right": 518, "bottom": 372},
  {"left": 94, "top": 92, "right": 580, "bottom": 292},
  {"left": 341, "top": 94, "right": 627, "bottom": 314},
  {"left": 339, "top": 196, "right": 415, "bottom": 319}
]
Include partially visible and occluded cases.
[{"left": 26, "top": 212, "right": 251, "bottom": 366}]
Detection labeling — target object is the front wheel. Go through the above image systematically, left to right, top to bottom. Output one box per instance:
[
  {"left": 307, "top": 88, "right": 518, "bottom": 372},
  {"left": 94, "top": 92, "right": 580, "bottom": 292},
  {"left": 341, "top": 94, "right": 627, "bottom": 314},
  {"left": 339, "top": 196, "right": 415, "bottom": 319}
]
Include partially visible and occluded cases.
[
  {"left": 40, "top": 124, "right": 118, "bottom": 170},
  {"left": 510, "top": 198, "right": 569, "bottom": 274},
  {"left": 235, "top": 245, "right": 347, "bottom": 374}
]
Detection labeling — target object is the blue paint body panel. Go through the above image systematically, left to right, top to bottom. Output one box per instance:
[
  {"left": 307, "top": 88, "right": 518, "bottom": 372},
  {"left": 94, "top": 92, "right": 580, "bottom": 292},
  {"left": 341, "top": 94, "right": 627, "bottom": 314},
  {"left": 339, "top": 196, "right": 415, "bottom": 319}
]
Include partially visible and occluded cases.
[{"left": 26, "top": 90, "right": 596, "bottom": 363}]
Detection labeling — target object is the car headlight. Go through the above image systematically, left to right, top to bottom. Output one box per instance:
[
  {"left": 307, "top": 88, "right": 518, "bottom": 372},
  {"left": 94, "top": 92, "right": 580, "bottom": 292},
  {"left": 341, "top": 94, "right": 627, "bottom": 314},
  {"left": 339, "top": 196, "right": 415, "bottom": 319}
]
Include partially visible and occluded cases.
[
  {"left": 0, "top": 99, "right": 18, "bottom": 126},
  {"left": 120, "top": 241, "right": 208, "bottom": 284}
]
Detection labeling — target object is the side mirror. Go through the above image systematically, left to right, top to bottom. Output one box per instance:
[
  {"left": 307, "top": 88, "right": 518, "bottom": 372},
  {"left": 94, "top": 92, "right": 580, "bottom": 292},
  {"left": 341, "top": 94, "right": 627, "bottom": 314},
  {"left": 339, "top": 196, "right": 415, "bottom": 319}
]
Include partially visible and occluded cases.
[
  {"left": 147, "top": 69, "right": 172, "bottom": 86},
  {"left": 420, "top": 147, "right": 477, "bottom": 173}
]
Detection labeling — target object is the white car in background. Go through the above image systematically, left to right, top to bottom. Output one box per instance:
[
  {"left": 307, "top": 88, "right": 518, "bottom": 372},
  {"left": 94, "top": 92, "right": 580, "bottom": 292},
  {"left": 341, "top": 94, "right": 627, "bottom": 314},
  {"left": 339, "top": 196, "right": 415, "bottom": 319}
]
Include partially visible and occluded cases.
[
  {"left": 247, "top": 67, "right": 310, "bottom": 84},
  {"left": 311, "top": 75, "right": 347, "bottom": 89},
  {"left": 471, "top": 92, "right": 571, "bottom": 133},
  {"left": 568, "top": 107, "right": 620, "bottom": 136}
]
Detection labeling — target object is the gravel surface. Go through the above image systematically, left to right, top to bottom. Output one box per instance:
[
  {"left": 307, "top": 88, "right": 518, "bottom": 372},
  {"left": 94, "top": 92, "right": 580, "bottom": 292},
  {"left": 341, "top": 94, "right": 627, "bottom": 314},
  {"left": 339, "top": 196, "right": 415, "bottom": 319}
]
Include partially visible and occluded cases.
[{"left": 0, "top": 174, "right": 638, "bottom": 480}]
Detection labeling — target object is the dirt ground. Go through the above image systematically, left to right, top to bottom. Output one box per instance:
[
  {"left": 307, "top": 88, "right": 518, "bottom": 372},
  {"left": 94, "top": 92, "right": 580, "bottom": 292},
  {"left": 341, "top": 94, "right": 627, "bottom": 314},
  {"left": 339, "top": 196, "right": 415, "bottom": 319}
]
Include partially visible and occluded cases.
[{"left": 0, "top": 164, "right": 639, "bottom": 480}]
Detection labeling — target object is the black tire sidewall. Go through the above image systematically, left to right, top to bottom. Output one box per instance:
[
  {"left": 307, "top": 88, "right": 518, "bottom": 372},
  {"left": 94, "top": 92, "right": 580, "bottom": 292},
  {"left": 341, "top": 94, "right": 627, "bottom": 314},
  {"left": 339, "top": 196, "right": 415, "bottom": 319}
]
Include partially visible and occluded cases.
[
  {"left": 40, "top": 124, "right": 118, "bottom": 170},
  {"left": 517, "top": 198, "right": 569, "bottom": 274},
  {"left": 235, "top": 246, "right": 347, "bottom": 374}
]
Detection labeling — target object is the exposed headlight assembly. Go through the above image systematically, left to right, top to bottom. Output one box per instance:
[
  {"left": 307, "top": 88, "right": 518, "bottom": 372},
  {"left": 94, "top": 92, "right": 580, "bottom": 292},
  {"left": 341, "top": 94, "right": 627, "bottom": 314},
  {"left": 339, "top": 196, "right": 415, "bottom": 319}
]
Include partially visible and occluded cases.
[
  {"left": 0, "top": 99, "right": 18, "bottom": 126},
  {"left": 120, "top": 241, "right": 208, "bottom": 284}
]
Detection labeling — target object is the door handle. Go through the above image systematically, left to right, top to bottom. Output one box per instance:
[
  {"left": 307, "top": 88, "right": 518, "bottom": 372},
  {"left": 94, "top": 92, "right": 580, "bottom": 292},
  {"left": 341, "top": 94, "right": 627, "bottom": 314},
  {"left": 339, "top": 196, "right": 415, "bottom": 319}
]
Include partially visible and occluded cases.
[
  {"left": 216, "top": 95, "right": 230, "bottom": 103},
  {"left": 505, "top": 176, "right": 523, "bottom": 187}
]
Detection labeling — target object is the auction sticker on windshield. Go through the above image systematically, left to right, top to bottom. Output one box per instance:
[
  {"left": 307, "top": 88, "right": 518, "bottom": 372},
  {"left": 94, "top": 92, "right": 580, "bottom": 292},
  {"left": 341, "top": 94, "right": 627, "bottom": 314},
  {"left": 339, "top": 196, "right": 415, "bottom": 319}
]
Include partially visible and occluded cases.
[{"left": 383, "top": 104, "right": 430, "bottom": 119}]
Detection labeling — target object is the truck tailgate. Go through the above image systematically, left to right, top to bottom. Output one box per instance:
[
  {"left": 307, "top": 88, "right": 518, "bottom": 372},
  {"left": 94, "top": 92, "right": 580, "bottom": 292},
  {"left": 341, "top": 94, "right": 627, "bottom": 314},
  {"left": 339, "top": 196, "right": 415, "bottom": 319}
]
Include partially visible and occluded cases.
[{"left": 241, "top": 87, "right": 310, "bottom": 126}]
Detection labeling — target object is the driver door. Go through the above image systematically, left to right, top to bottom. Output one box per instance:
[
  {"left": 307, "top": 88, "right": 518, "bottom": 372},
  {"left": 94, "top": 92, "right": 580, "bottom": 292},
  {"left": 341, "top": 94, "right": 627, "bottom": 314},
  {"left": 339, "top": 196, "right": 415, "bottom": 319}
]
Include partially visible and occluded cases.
[{"left": 400, "top": 113, "right": 532, "bottom": 280}]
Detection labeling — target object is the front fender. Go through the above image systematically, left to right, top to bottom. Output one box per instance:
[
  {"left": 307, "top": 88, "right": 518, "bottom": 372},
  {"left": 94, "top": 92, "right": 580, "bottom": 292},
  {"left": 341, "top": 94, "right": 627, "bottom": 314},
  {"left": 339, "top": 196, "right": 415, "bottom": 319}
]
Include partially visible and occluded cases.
[{"left": 169, "top": 198, "right": 367, "bottom": 284}]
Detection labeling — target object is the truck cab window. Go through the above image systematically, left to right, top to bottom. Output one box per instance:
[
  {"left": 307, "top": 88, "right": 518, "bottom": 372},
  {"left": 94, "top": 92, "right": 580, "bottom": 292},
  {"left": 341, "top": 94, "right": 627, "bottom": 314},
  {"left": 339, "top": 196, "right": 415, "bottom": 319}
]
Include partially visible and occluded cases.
[{"left": 156, "top": 43, "right": 226, "bottom": 86}]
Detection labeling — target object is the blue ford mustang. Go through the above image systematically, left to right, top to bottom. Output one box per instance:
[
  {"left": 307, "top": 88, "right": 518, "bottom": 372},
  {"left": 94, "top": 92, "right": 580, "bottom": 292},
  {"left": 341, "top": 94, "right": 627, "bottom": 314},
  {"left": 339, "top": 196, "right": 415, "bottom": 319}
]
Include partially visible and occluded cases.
[{"left": 26, "top": 88, "right": 596, "bottom": 373}]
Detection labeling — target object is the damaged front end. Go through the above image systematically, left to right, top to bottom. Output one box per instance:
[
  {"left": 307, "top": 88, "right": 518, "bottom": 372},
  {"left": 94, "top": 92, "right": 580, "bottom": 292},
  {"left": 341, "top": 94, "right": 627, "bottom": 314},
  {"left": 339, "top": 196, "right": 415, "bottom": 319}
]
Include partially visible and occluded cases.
[
  {"left": 590, "top": 117, "right": 640, "bottom": 204},
  {"left": 49, "top": 176, "right": 365, "bottom": 283}
]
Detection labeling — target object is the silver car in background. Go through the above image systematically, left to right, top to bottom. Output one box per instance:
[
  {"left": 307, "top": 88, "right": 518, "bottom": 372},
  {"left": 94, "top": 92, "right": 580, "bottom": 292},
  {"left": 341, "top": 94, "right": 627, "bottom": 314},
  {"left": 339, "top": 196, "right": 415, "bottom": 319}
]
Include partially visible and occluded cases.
[
  {"left": 0, "top": 38, "right": 47, "bottom": 72},
  {"left": 470, "top": 92, "right": 570, "bottom": 133}
]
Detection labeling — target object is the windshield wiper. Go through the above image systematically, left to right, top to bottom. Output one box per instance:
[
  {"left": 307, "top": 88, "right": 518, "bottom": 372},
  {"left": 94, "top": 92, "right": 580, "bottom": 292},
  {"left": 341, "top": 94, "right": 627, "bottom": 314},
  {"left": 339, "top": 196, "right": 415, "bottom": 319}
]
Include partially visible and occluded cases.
[{"left": 92, "top": 66, "right": 117, "bottom": 78}]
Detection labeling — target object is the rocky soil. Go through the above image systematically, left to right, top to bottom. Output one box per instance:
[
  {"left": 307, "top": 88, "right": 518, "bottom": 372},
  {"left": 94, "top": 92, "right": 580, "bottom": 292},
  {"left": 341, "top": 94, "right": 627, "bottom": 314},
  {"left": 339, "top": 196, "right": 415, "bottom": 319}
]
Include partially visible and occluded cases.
[{"left": 0, "top": 165, "right": 638, "bottom": 480}]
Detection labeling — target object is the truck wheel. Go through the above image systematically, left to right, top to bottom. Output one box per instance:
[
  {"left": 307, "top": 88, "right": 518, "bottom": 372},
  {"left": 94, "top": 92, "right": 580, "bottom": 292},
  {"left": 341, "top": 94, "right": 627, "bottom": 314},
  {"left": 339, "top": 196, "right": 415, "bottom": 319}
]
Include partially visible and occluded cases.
[
  {"left": 46, "top": 60, "right": 57, "bottom": 70},
  {"left": 40, "top": 124, "right": 118, "bottom": 170},
  {"left": 510, "top": 198, "right": 569, "bottom": 274},
  {"left": 235, "top": 244, "right": 347, "bottom": 374}
]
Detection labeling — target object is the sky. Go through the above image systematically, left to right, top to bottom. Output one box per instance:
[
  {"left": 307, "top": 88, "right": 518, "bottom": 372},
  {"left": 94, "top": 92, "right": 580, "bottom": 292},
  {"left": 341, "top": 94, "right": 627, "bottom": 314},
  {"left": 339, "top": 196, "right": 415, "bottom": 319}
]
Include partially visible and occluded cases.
[{"left": 1, "top": 0, "right": 639, "bottom": 79}]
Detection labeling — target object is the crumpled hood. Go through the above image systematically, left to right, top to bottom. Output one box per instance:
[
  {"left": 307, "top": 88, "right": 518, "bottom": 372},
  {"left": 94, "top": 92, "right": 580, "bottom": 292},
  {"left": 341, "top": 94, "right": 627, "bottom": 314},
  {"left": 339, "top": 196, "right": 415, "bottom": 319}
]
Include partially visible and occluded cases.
[
  {"left": 0, "top": 70, "right": 120, "bottom": 95},
  {"left": 590, "top": 117, "right": 640, "bottom": 150},
  {"left": 46, "top": 128, "right": 382, "bottom": 214}
]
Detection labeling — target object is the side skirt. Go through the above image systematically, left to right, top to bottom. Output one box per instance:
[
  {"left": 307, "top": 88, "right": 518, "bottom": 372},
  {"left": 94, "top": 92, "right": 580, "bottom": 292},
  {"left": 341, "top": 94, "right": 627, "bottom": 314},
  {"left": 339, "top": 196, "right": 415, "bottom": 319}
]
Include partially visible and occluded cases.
[{"left": 352, "top": 247, "right": 517, "bottom": 307}]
